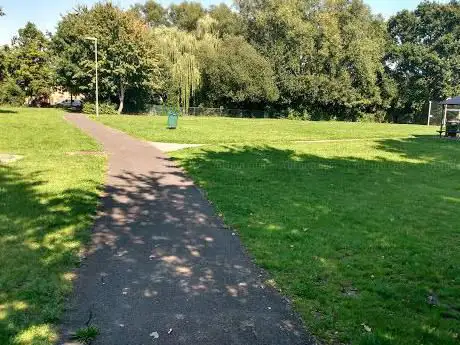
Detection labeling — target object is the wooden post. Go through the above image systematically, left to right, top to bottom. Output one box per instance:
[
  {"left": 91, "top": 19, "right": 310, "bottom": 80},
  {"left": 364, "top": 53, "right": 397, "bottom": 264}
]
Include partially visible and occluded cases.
[{"left": 427, "top": 101, "right": 432, "bottom": 126}]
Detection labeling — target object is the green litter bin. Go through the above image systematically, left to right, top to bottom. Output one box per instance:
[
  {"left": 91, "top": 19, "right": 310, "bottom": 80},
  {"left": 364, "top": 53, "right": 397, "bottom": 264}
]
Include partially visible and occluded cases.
[{"left": 167, "top": 110, "right": 179, "bottom": 129}]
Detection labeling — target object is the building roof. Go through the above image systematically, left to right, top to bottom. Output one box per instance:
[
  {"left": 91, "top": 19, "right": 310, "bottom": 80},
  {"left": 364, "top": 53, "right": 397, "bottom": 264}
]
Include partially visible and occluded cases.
[{"left": 440, "top": 96, "right": 460, "bottom": 105}]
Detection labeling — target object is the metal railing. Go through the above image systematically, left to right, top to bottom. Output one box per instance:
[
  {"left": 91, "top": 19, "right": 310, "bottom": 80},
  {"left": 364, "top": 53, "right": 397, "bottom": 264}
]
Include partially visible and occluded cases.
[{"left": 147, "top": 105, "right": 274, "bottom": 118}]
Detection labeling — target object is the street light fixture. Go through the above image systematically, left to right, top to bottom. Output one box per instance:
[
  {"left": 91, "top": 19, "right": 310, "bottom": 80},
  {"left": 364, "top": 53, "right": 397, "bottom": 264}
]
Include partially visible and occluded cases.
[{"left": 84, "top": 36, "right": 99, "bottom": 117}]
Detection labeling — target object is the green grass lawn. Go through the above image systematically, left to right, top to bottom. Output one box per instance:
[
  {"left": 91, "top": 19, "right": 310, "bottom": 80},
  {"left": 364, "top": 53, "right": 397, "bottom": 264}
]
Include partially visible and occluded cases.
[
  {"left": 0, "top": 107, "right": 105, "bottom": 345},
  {"left": 2, "top": 110, "right": 457, "bottom": 345},
  {"left": 94, "top": 115, "right": 436, "bottom": 144},
  {"left": 170, "top": 138, "right": 460, "bottom": 345}
]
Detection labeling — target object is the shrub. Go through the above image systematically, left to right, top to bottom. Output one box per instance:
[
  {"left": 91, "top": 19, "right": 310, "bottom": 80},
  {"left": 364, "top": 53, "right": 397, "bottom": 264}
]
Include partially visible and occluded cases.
[
  {"left": 0, "top": 79, "right": 25, "bottom": 106},
  {"left": 82, "top": 102, "right": 118, "bottom": 115},
  {"left": 286, "top": 108, "right": 311, "bottom": 121},
  {"left": 357, "top": 111, "right": 388, "bottom": 123}
]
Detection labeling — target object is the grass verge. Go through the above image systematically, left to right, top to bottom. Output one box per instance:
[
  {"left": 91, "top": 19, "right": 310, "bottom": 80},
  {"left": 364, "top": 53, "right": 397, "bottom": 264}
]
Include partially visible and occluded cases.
[{"left": 0, "top": 107, "right": 105, "bottom": 345}]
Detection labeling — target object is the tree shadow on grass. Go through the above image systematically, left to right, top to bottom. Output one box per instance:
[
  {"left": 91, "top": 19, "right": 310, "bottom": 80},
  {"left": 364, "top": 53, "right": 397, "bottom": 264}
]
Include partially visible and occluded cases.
[
  {"left": 0, "top": 109, "right": 18, "bottom": 114},
  {"left": 376, "top": 135, "right": 460, "bottom": 163},
  {"left": 170, "top": 136, "right": 460, "bottom": 345},
  {"left": 0, "top": 165, "right": 102, "bottom": 345}
]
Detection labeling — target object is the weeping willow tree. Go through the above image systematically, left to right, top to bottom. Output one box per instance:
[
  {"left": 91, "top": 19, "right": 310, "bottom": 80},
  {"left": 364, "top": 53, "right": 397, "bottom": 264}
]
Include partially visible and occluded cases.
[
  {"left": 196, "top": 14, "right": 218, "bottom": 41},
  {"left": 196, "top": 15, "right": 220, "bottom": 58},
  {"left": 154, "top": 16, "right": 219, "bottom": 113},
  {"left": 154, "top": 27, "right": 201, "bottom": 113},
  {"left": 171, "top": 53, "right": 200, "bottom": 113}
]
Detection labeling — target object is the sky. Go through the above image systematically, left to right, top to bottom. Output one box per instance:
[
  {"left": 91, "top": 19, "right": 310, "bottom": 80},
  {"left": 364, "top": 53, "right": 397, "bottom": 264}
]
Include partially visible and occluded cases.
[{"left": 0, "top": 0, "right": 446, "bottom": 44}]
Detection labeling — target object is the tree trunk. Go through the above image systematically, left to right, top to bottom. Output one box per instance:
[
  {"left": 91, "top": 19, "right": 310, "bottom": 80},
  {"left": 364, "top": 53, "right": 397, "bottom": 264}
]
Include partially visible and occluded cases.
[{"left": 118, "top": 84, "right": 125, "bottom": 114}]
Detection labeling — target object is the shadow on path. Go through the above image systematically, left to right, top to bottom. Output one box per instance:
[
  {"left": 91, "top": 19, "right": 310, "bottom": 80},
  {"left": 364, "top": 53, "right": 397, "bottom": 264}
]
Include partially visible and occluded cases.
[{"left": 60, "top": 115, "right": 313, "bottom": 345}]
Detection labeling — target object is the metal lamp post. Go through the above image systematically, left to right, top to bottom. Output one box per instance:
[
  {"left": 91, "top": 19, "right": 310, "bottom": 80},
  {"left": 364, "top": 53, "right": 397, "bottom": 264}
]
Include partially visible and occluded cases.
[{"left": 84, "top": 36, "right": 99, "bottom": 117}]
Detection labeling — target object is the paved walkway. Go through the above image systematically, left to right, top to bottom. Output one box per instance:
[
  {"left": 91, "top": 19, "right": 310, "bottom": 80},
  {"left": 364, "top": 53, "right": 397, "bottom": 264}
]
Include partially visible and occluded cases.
[{"left": 60, "top": 114, "right": 313, "bottom": 345}]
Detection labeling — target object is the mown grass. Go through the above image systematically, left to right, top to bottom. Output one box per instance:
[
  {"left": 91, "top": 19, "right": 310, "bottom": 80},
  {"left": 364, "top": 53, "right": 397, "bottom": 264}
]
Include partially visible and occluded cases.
[
  {"left": 0, "top": 107, "right": 105, "bottom": 345},
  {"left": 94, "top": 115, "right": 436, "bottom": 144},
  {"left": 170, "top": 137, "right": 460, "bottom": 345}
]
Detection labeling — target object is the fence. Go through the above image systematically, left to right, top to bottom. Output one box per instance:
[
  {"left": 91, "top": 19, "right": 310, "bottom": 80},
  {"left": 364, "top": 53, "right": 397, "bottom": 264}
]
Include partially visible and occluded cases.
[
  {"left": 146, "top": 103, "right": 454, "bottom": 124},
  {"left": 147, "top": 105, "right": 274, "bottom": 118}
]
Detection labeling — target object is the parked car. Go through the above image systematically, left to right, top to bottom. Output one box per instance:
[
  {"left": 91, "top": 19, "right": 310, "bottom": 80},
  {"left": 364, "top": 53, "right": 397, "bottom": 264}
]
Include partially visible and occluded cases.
[
  {"left": 57, "top": 99, "right": 83, "bottom": 110},
  {"left": 57, "top": 99, "right": 71, "bottom": 107}
]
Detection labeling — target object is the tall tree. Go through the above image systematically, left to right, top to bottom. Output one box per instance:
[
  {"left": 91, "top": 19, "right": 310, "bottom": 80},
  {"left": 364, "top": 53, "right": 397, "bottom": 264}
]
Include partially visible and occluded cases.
[
  {"left": 130, "top": 0, "right": 166, "bottom": 27},
  {"left": 237, "top": 0, "right": 393, "bottom": 120},
  {"left": 167, "top": 1, "right": 205, "bottom": 31},
  {"left": 387, "top": 1, "right": 460, "bottom": 121},
  {"left": 53, "top": 2, "right": 162, "bottom": 113},
  {"left": 209, "top": 4, "right": 245, "bottom": 37},
  {"left": 0, "top": 7, "right": 5, "bottom": 16},
  {"left": 51, "top": 10, "right": 90, "bottom": 101},
  {"left": 153, "top": 15, "right": 224, "bottom": 112},
  {"left": 8, "top": 22, "right": 53, "bottom": 102},
  {"left": 154, "top": 27, "right": 201, "bottom": 113},
  {"left": 199, "top": 35, "right": 278, "bottom": 107},
  {"left": 0, "top": 46, "right": 8, "bottom": 81}
]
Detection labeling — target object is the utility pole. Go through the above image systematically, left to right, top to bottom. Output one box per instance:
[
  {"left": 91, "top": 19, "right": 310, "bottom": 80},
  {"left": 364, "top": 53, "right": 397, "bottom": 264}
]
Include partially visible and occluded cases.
[
  {"left": 84, "top": 36, "right": 99, "bottom": 117},
  {"left": 427, "top": 101, "right": 432, "bottom": 126}
]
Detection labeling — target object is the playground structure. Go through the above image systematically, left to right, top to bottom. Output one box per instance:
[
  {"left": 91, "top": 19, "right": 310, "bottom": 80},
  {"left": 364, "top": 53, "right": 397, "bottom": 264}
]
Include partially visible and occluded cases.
[
  {"left": 429, "top": 97, "right": 460, "bottom": 138},
  {"left": 438, "top": 97, "right": 460, "bottom": 138}
]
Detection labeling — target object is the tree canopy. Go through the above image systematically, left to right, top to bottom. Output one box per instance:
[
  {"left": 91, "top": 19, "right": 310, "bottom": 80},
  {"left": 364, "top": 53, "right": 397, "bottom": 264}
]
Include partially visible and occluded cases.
[
  {"left": 130, "top": 0, "right": 167, "bottom": 27},
  {"left": 237, "top": 0, "right": 392, "bottom": 120},
  {"left": 387, "top": 0, "right": 460, "bottom": 121},
  {"left": 168, "top": 1, "right": 205, "bottom": 31},
  {"left": 52, "top": 2, "right": 162, "bottom": 113},
  {"left": 208, "top": 4, "right": 245, "bottom": 37},
  {"left": 3, "top": 22, "right": 52, "bottom": 104},
  {"left": 154, "top": 26, "right": 202, "bottom": 112},
  {"left": 199, "top": 36, "right": 278, "bottom": 107}
]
